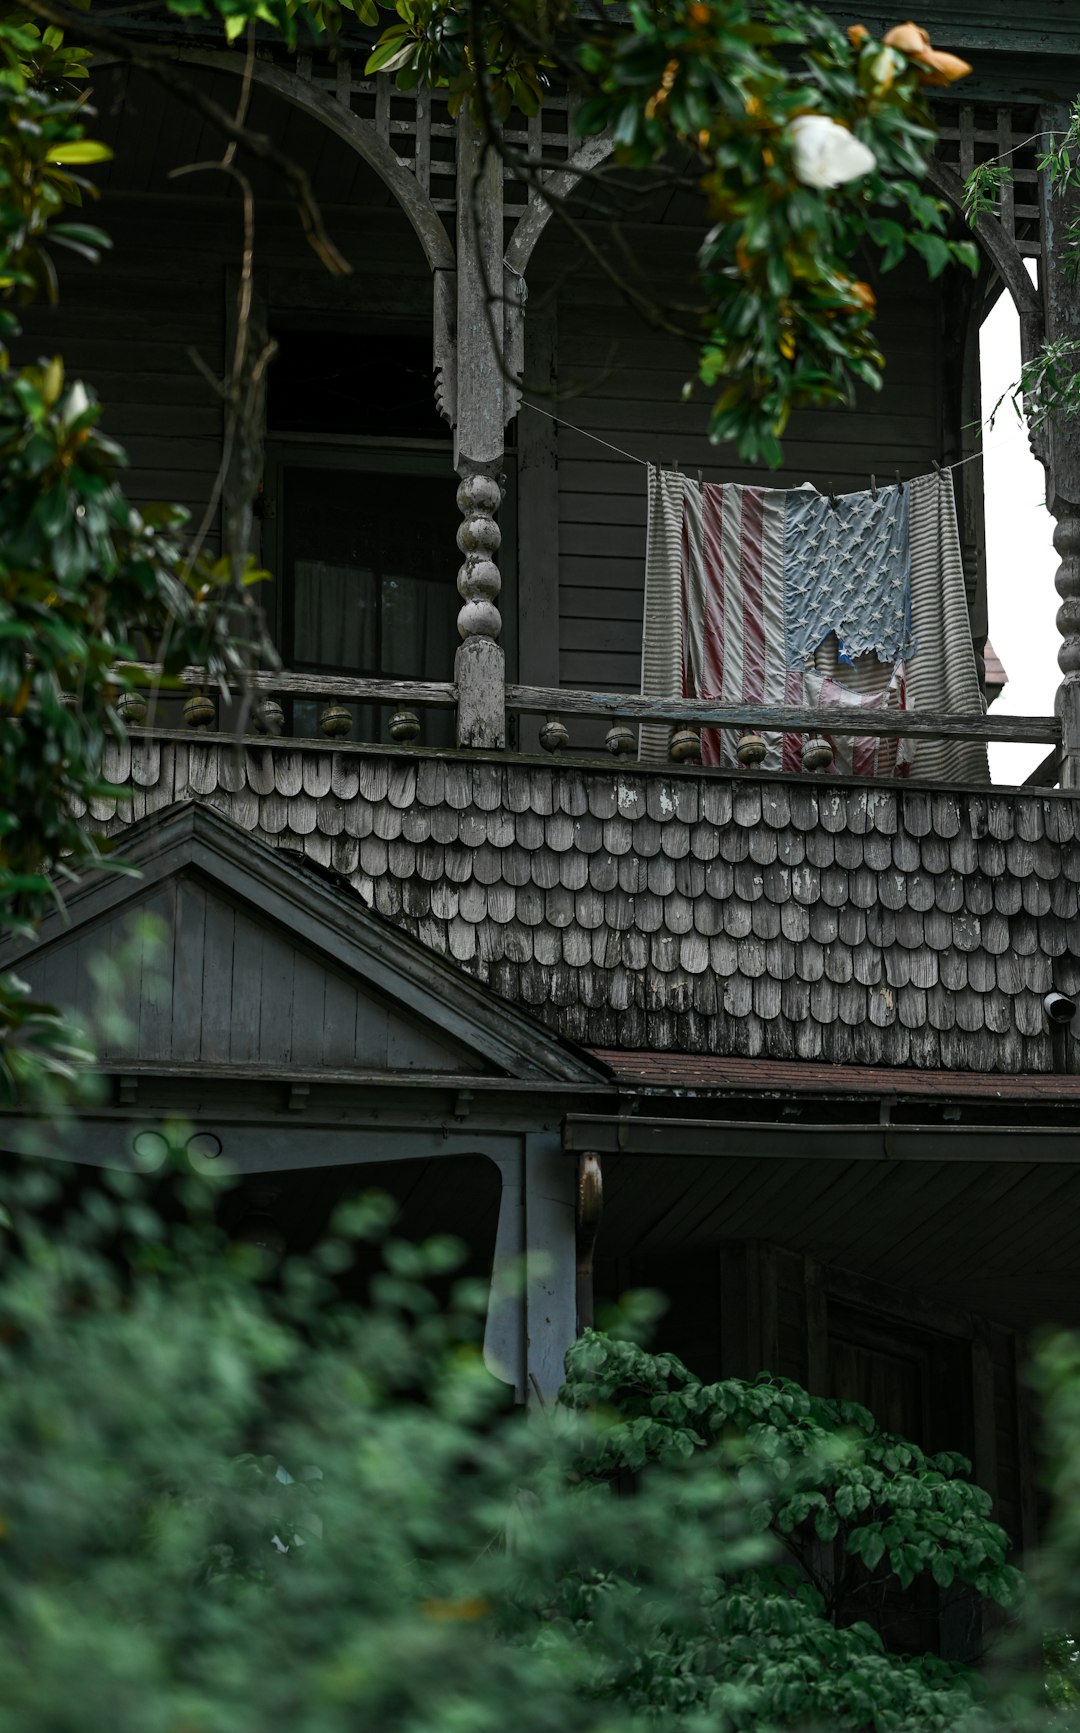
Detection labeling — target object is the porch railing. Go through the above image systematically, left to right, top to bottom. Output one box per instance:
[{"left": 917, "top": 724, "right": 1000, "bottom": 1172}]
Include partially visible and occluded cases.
[{"left": 116, "top": 664, "right": 1064, "bottom": 788}]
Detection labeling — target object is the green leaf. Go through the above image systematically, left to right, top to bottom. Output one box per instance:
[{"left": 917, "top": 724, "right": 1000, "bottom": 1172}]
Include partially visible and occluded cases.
[
  {"left": 43, "top": 139, "right": 113, "bottom": 165},
  {"left": 931, "top": 1553, "right": 955, "bottom": 1589}
]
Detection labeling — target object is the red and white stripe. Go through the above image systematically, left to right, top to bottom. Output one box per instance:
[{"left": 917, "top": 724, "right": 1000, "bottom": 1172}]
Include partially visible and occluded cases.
[{"left": 681, "top": 480, "right": 904, "bottom": 776}]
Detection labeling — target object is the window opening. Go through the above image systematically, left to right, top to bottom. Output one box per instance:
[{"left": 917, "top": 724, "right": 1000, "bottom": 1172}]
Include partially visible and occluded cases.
[
  {"left": 262, "top": 328, "right": 515, "bottom": 747},
  {"left": 268, "top": 328, "right": 450, "bottom": 442},
  {"left": 273, "top": 447, "right": 461, "bottom": 743}
]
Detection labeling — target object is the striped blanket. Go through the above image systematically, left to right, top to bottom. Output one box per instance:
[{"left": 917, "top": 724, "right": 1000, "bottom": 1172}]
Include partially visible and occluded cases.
[{"left": 641, "top": 467, "right": 988, "bottom": 784}]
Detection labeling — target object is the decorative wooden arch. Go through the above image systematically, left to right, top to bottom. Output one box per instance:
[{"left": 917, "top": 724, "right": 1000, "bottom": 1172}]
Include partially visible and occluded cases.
[
  {"left": 170, "top": 48, "right": 457, "bottom": 275},
  {"left": 504, "top": 131, "right": 1044, "bottom": 339},
  {"left": 504, "top": 134, "right": 613, "bottom": 280},
  {"left": 925, "top": 158, "right": 1041, "bottom": 325}
]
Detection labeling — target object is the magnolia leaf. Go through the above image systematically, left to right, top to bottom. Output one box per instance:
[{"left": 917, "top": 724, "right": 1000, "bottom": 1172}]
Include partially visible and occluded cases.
[{"left": 44, "top": 139, "right": 113, "bottom": 165}]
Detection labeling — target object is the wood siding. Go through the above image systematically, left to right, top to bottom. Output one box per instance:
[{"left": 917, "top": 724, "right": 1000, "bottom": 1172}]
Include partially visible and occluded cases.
[
  {"left": 13, "top": 65, "right": 437, "bottom": 547},
  {"left": 14, "top": 69, "right": 977, "bottom": 749},
  {"left": 540, "top": 233, "right": 949, "bottom": 711},
  {"left": 87, "top": 740, "right": 1071, "bottom": 1075},
  {"left": 25, "top": 871, "right": 484, "bottom": 1075}
]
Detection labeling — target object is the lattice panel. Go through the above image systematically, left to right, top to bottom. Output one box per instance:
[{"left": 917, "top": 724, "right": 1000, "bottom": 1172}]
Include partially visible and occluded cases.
[
  {"left": 288, "top": 56, "right": 583, "bottom": 218},
  {"left": 284, "top": 60, "right": 1047, "bottom": 266},
  {"left": 935, "top": 102, "right": 1043, "bottom": 260}
]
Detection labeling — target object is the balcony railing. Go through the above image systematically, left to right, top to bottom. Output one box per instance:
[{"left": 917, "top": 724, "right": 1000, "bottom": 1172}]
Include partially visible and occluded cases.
[{"left": 117, "top": 664, "right": 1065, "bottom": 788}]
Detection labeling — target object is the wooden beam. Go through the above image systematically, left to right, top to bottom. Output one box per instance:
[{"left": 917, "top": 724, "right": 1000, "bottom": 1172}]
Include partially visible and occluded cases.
[
  {"left": 1042, "top": 101, "right": 1080, "bottom": 790},
  {"left": 454, "top": 119, "right": 507, "bottom": 749},
  {"left": 516, "top": 311, "right": 560, "bottom": 751},
  {"left": 119, "top": 665, "right": 458, "bottom": 707},
  {"left": 507, "top": 683, "right": 1060, "bottom": 744},
  {"left": 1024, "top": 746, "right": 1061, "bottom": 786},
  {"left": 564, "top": 1114, "right": 1080, "bottom": 1164},
  {"left": 804, "top": 1258, "right": 829, "bottom": 1397},
  {"left": 971, "top": 1323, "right": 1000, "bottom": 1509}
]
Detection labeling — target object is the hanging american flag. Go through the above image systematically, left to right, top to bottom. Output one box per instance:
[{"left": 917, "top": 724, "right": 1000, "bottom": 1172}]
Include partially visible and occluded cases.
[
  {"left": 641, "top": 467, "right": 989, "bottom": 785},
  {"left": 676, "top": 474, "right": 912, "bottom": 775}
]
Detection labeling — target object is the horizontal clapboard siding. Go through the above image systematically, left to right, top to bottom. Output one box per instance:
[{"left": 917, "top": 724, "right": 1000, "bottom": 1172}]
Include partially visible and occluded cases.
[
  {"left": 817, "top": 1, "right": 1080, "bottom": 55},
  {"left": 13, "top": 184, "right": 432, "bottom": 540},
  {"left": 543, "top": 235, "right": 945, "bottom": 729},
  {"left": 29, "top": 874, "right": 482, "bottom": 1073}
]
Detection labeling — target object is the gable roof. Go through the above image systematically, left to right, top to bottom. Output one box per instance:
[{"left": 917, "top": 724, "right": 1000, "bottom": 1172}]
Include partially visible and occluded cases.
[{"left": 9, "top": 802, "right": 606, "bottom": 1088}]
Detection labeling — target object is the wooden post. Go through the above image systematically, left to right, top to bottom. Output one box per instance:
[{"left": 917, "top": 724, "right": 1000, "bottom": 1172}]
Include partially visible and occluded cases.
[
  {"left": 1041, "top": 105, "right": 1080, "bottom": 787},
  {"left": 454, "top": 119, "right": 506, "bottom": 749},
  {"left": 517, "top": 311, "right": 560, "bottom": 751},
  {"left": 524, "top": 1131, "right": 577, "bottom": 1404},
  {"left": 483, "top": 1150, "right": 526, "bottom": 1401},
  {"left": 575, "top": 1152, "right": 603, "bottom": 1332},
  {"left": 970, "top": 1322, "right": 999, "bottom": 1512}
]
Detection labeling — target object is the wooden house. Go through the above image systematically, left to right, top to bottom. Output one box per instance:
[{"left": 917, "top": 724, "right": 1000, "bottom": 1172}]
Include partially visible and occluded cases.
[{"left": 5, "top": 0, "right": 1080, "bottom": 1650}]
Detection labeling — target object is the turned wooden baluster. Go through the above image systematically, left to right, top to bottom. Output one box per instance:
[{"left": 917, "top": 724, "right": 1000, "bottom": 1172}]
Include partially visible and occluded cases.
[
  {"left": 1039, "top": 104, "right": 1080, "bottom": 788},
  {"left": 453, "top": 120, "right": 506, "bottom": 750},
  {"left": 1055, "top": 508, "right": 1080, "bottom": 787}
]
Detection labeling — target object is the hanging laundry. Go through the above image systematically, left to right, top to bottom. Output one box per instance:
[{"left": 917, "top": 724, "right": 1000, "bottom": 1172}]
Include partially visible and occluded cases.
[
  {"left": 640, "top": 466, "right": 988, "bottom": 784},
  {"left": 783, "top": 483, "right": 913, "bottom": 667}
]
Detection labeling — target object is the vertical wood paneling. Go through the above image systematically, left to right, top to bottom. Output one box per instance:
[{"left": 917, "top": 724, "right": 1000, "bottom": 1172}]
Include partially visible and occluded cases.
[
  {"left": 542, "top": 237, "right": 948, "bottom": 708},
  {"left": 171, "top": 877, "right": 208, "bottom": 1064},
  {"left": 16, "top": 878, "right": 483, "bottom": 1075},
  {"left": 136, "top": 883, "right": 176, "bottom": 1063},
  {"left": 199, "top": 891, "right": 236, "bottom": 1063},
  {"left": 228, "top": 909, "right": 264, "bottom": 1064},
  {"left": 258, "top": 917, "right": 296, "bottom": 1068},
  {"left": 289, "top": 950, "right": 330, "bottom": 1068},
  {"left": 322, "top": 966, "right": 359, "bottom": 1067}
]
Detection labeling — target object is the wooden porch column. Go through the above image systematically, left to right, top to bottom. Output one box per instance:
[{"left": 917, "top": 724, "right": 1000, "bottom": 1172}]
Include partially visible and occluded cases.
[
  {"left": 1042, "top": 106, "right": 1080, "bottom": 787},
  {"left": 454, "top": 119, "right": 506, "bottom": 749}
]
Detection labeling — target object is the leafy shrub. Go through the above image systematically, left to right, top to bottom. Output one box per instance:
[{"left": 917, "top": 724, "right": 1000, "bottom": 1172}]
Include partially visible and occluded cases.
[{"left": 0, "top": 1158, "right": 1022, "bottom": 1732}]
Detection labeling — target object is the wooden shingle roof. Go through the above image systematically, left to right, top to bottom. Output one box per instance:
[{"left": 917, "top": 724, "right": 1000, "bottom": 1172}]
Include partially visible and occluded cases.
[{"left": 86, "top": 739, "right": 1080, "bottom": 1075}]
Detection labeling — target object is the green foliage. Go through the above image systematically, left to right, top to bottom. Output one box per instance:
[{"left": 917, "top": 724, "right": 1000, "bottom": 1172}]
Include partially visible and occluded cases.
[
  {"left": 365, "top": 0, "right": 976, "bottom": 466},
  {"left": 0, "top": 5, "right": 275, "bottom": 1098},
  {"left": 0, "top": 12, "right": 103, "bottom": 313},
  {"left": 965, "top": 97, "right": 1080, "bottom": 438},
  {"left": 962, "top": 159, "right": 1010, "bottom": 228},
  {"left": 987, "top": 336, "right": 1080, "bottom": 438},
  {"left": 0, "top": 1161, "right": 1010, "bottom": 1732},
  {"left": 563, "top": 1332, "right": 1022, "bottom": 1617}
]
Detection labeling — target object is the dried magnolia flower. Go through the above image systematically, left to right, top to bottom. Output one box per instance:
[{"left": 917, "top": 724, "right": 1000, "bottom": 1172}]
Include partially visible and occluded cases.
[
  {"left": 883, "top": 20, "right": 972, "bottom": 85},
  {"left": 786, "top": 114, "right": 877, "bottom": 189}
]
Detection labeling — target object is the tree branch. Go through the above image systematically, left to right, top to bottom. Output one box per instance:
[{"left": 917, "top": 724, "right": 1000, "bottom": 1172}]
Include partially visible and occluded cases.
[{"left": 22, "top": 0, "right": 350, "bottom": 278}]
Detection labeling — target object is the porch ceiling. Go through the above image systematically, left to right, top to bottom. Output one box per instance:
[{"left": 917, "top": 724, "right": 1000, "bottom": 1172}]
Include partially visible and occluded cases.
[{"left": 595, "top": 1148, "right": 1080, "bottom": 1334}]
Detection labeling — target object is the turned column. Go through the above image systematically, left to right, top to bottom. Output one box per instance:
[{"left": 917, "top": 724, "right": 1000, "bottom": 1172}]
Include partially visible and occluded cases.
[
  {"left": 1041, "top": 104, "right": 1080, "bottom": 788},
  {"left": 453, "top": 119, "right": 506, "bottom": 749},
  {"left": 456, "top": 467, "right": 504, "bottom": 746},
  {"left": 1055, "top": 510, "right": 1080, "bottom": 787}
]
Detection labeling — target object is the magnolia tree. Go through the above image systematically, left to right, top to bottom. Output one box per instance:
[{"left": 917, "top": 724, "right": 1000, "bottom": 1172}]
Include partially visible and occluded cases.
[{"left": 364, "top": 0, "right": 977, "bottom": 463}]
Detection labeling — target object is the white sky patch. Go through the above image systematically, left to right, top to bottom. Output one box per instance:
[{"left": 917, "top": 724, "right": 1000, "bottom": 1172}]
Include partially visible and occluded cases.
[{"left": 980, "top": 276, "right": 1058, "bottom": 787}]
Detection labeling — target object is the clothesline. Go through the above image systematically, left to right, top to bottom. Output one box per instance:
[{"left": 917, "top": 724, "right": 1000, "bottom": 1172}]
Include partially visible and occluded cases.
[{"left": 519, "top": 396, "right": 1036, "bottom": 480}]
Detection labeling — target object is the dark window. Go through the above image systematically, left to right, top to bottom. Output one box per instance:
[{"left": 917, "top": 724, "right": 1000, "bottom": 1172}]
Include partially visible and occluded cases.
[
  {"left": 262, "top": 328, "right": 488, "bottom": 748},
  {"left": 267, "top": 328, "right": 449, "bottom": 442},
  {"left": 273, "top": 449, "right": 461, "bottom": 742}
]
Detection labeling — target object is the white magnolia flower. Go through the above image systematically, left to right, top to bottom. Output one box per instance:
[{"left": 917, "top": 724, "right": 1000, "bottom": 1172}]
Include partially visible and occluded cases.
[
  {"left": 786, "top": 114, "right": 877, "bottom": 189},
  {"left": 61, "top": 381, "right": 91, "bottom": 423}
]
